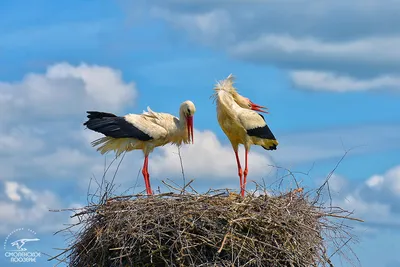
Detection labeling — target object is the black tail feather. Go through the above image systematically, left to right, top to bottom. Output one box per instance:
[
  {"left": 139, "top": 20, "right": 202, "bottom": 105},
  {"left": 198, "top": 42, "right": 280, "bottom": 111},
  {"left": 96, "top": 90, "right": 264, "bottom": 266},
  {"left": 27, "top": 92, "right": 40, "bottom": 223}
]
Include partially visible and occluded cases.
[{"left": 262, "top": 144, "right": 277, "bottom": 150}]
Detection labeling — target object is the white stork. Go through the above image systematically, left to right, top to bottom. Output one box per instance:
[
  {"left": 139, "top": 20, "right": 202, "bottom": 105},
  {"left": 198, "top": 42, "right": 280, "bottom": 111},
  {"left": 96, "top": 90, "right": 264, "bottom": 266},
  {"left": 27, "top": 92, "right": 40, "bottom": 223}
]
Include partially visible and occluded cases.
[
  {"left": 212, "top": 75, "right": 278, "bottom": 197},
  {"left": 83, "top": 100, "right": 196, "bottom": 195}
]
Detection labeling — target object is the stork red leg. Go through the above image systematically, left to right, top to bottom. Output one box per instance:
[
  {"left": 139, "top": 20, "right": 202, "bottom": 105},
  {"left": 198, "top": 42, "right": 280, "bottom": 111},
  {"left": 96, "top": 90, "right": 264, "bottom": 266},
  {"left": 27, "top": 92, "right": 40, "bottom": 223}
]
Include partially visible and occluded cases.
[
  {"left": 242, "top": 149, "right": 249, "bottom": 197},
  {"left": 234, "top": 150, "right": 243, "bottom": 196},
  {"left": 142, "top": 155, "right": 153, "bottom": 195}
]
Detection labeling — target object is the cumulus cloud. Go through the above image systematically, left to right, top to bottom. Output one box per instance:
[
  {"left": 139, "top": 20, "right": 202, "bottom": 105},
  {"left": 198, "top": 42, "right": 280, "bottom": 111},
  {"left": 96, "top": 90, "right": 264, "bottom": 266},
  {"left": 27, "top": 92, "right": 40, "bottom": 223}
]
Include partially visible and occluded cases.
[
  {"left": 0, "top": 62, "right": 136, "bottom": 121},
  {"left": 0, "top": 62, "right": 137, "bottom": 182},
  {"left": 290, "top": 71, "right": 400, "bottom": 92},
  {"left": 326, "top": 165, "right": 400, "bottom": 229},
  {"left": 0, "top": 181, "right": 69, "bottom": 234}
]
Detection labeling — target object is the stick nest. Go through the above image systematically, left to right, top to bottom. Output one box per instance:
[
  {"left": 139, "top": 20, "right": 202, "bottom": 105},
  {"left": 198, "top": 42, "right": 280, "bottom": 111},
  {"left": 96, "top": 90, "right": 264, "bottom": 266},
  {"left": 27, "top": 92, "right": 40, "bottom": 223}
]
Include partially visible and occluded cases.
[{"left": 51, "top": 187, "right": 361, "bottom": 267}]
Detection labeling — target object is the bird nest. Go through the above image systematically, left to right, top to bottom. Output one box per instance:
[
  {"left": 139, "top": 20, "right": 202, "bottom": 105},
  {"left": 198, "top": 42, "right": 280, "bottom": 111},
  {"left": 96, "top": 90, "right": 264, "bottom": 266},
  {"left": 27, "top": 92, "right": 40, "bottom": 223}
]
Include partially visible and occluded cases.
[{"left": 50, "top": 184, "right": 361, "bottom": 267}]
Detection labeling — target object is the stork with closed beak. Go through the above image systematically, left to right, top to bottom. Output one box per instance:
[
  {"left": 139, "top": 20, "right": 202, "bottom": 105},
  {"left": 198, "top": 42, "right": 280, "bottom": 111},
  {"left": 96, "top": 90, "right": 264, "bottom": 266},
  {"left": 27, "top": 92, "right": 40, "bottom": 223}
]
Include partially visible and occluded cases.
[
  {"left": 212, "top": 75, "right": 278, "bottom": 197},
  {"left": 84, "top": 100, "right": 196, "bottom": 195}
]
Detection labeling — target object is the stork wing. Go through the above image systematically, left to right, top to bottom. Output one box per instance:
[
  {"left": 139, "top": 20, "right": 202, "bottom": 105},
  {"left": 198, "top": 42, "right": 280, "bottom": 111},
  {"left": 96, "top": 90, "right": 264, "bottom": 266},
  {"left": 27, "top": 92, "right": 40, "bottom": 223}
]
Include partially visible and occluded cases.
[
  {"left": 84, "top": 111, "right": 156, "bottom": 141},
  {"left": 238, "top": 111, "right": 276, "bottom": 141},
  {"left": 124, "top": 113, "right": 168, "bottom": 140},
  {"left": 246, "top": 114, "right": 276, "bottom": 140}
]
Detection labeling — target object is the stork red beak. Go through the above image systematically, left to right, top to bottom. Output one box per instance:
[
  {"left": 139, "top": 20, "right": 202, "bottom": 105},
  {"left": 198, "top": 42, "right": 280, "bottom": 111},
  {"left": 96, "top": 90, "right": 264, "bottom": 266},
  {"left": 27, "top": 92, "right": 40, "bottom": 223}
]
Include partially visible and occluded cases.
[
  {"left": 250, "top": 101, "right": 269, "bottom": 113},
  {"left": 186, "top": 115, "right": 194, "bottom": 144}
]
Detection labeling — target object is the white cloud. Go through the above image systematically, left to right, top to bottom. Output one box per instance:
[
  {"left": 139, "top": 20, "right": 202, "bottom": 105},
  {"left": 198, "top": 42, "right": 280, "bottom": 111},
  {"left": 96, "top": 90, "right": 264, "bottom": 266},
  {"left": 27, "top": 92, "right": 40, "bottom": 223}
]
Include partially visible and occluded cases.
[
  {"left": 230, "top": 35, "right": 400, "bottom": 65},
  {"left": 0, "top": 62, "right": 136, "bottom": 120},
  {"left": 0, "top": 62, "right": 138, "bottom": 181},
  {"left": 46, "top": 63, "right": 136, "bottom": 110},
  {"left": 290, "top": 70, "right": 400, "bottom": 92},
  {"left": 151, "top": 129, "right": 275, "bottom": 180},
  {"left": 326, "top": 165, "right": 400, "bottom": 230},
  {"left": 365, "top": 165, "right": 400, "bottom": 195},
  {"left": 366, "top": 175, "right": 384, "bottom": 188},
  {"left": 0, "top": 181, "right": 68, "bottom": 234},
  {"left": 4, "top": 181, "right": 34, "bottom": 202}
]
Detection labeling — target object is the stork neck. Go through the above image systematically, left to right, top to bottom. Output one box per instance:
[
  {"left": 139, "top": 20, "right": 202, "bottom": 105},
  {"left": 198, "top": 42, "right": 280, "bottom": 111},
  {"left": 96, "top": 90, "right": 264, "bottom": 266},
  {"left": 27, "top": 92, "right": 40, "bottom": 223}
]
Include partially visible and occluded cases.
[
  {"left": 217, "top": 90, "right": 238, "bottom": 111},
  {"left": 175, "top": 110, "right": 190, "bottom": 144},
  {"left": 177, "top": 110, "right": 185, "bottom": 128}
]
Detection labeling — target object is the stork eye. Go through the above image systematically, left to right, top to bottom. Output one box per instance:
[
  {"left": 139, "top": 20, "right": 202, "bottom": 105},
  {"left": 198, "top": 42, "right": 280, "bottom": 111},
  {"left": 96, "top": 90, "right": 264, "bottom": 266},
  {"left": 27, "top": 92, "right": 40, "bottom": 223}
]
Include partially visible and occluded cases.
[{"left": 187, "top": 108, "right": 191, "bottom": 115}]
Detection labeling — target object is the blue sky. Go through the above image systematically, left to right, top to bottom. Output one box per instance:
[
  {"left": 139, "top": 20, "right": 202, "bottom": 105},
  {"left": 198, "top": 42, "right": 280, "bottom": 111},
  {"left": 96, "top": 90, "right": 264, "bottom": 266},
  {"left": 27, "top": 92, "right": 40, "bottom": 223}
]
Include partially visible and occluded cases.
[{"left": 1, "top": 0, "right": 400, "bottom": 266}]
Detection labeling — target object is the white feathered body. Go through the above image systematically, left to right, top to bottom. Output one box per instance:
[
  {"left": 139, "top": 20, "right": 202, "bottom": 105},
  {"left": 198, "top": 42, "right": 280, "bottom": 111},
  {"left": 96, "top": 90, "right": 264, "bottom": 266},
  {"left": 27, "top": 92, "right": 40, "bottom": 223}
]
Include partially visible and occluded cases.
[{"left": 91, "top": 107, "right": 191, "bottom": 156}]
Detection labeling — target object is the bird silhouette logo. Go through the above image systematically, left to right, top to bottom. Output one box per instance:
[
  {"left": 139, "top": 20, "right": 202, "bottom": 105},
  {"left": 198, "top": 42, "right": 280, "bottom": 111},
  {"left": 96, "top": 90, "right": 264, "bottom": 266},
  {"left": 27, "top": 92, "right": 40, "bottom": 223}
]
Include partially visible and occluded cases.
[
  {"left": 4, "top": 228, "right": 42, "bottom": 263},
  {"left": 10, "top": 238, "right": 40, "bottom": 251}
]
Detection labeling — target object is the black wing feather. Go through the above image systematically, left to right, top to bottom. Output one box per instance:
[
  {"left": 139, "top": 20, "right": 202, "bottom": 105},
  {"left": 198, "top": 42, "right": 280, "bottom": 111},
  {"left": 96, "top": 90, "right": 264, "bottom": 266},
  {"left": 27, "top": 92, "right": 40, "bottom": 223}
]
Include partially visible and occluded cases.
[
  {"left": 83, "top": 111, "right": 153, "bottom": 141},
  {"left": 86, "top": 111, "right": 117, "bottom": 120},
  {"left": 246, "top": 113, "right": 277, "bottom": 150},
  {"left": 246, "top": 113, "right": 276, "bottom": 140},
  {"left": 246, "top": 124, "right": 276, "bottom": 140}
]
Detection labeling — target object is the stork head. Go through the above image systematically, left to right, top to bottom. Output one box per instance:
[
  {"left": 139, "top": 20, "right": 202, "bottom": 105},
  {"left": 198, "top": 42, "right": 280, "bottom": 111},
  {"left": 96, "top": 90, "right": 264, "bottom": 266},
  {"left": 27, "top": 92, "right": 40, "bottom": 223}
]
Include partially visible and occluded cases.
[
  {"left": 233, "top": 93, "right": 268, "bottom": 113},
  {"left": 180, "top": 100, "right": 196, "bottom": 144}
]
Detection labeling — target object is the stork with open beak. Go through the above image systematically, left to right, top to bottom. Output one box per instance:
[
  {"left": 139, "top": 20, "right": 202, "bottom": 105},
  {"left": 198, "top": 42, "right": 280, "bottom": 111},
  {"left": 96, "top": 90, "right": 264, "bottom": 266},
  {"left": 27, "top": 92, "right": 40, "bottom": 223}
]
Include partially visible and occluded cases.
[
  {"left": 225, "top": 74, "right": 269, "bottom": 114},
  {"left": 212, "top": 75, "right": 278, "bottom": 197},
  {"left": 83, "top": 100, "right": 196, "bottom": 195}
]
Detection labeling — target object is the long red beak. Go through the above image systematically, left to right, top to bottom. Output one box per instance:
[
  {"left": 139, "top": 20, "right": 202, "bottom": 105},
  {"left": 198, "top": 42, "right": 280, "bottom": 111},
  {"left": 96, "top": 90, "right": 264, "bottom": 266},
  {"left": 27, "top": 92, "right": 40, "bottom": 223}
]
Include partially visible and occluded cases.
[
  {"left": 250, "top": 101, "right": 269, "bottom": 113},
  {"left": 186, "top": 116, "right": 194, "bottom": 144}
]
